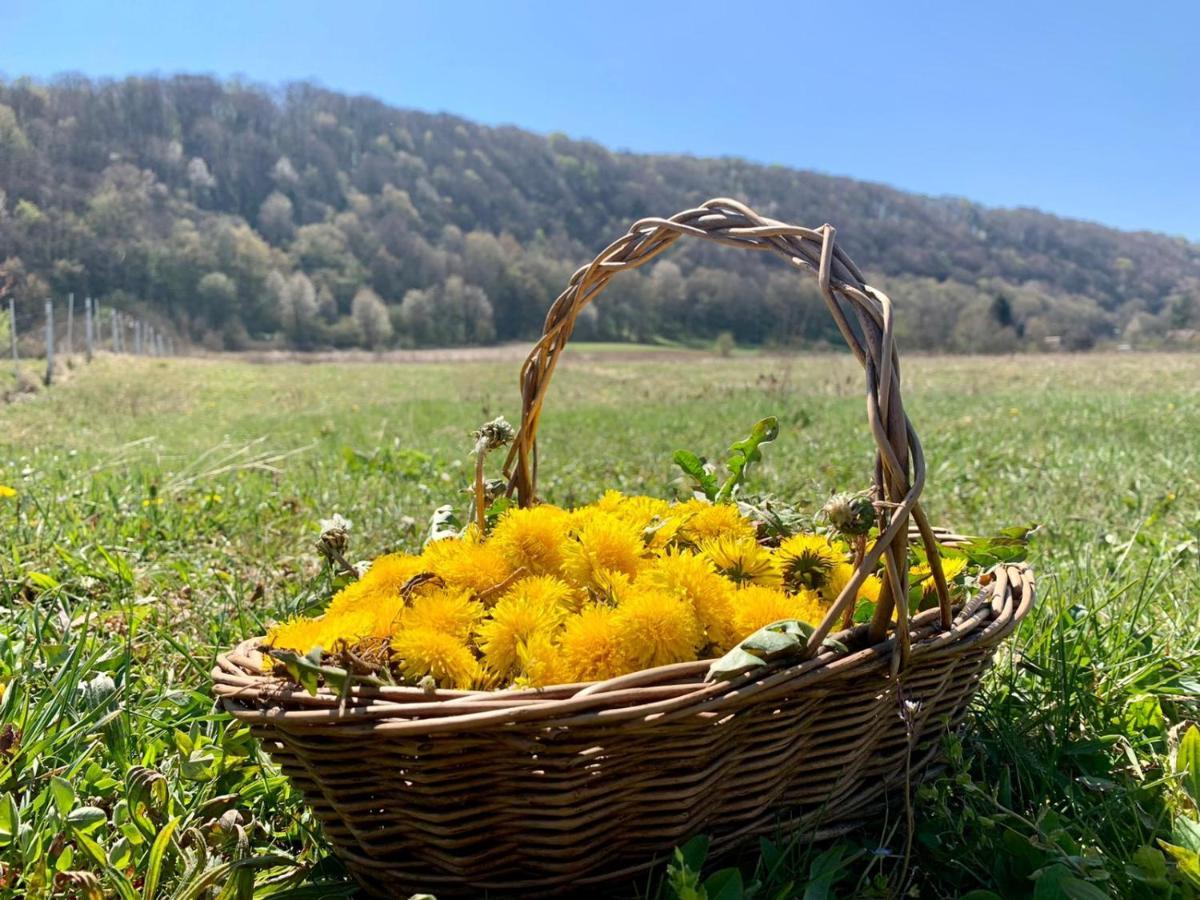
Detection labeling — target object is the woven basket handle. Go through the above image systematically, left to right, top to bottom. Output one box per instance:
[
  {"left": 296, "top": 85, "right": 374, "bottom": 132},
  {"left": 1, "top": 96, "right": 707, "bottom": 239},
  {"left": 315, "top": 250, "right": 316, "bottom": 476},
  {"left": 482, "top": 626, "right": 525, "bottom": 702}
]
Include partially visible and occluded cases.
[{"left": 501, "top": 198, "right": 954, "bottom": 650}]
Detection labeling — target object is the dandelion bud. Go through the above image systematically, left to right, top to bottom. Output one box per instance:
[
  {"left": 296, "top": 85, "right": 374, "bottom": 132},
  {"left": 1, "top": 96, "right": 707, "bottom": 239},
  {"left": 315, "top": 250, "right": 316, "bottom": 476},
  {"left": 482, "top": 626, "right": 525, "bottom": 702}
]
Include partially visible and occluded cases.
[
  {"left": 473, "top": 416, "right": 515, "bottom": 453},
  {"left": 820, "top": 492, "right": 875, "bottom": 536},
  {"left": 318, "top": 513, "right": 353, "bottom": 554}
]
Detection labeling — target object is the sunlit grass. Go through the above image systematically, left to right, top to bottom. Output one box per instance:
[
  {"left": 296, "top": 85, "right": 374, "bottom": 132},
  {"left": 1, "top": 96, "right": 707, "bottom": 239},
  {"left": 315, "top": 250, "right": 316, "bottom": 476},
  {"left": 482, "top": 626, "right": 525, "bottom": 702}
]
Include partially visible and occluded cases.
[{"left": 1, "top": 351, "right": 1198, "bottom": 896}]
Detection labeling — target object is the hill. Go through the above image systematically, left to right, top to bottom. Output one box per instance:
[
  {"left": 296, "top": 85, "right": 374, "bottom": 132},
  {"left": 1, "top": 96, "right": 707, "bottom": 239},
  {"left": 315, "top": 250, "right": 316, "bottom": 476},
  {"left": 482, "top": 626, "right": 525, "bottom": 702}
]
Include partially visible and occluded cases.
[{"left": 1, "top": 74, "right": 1198, "bottom": 351}]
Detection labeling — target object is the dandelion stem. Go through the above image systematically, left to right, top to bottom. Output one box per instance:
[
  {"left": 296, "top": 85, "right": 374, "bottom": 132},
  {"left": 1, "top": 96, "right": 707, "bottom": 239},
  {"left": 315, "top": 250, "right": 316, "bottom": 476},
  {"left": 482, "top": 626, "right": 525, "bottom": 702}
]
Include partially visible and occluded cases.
[{"left": 474, "top": 444, "right": 487, "bottom": 534}]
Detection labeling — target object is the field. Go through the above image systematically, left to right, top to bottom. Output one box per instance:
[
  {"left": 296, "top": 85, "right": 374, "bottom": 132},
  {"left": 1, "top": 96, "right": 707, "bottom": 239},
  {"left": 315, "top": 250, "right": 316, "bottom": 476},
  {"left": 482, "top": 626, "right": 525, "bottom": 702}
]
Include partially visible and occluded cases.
[{"left": 1, "top": 349, "right": 1199, "bottom": 898}]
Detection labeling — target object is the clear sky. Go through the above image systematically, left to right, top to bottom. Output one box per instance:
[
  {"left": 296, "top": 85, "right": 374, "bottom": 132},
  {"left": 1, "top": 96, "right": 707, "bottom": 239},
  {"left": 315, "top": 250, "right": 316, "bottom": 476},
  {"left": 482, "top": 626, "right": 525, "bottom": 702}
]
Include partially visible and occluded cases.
[{"left": 2, "top": 0, "right": 1196, "bottom": 239}]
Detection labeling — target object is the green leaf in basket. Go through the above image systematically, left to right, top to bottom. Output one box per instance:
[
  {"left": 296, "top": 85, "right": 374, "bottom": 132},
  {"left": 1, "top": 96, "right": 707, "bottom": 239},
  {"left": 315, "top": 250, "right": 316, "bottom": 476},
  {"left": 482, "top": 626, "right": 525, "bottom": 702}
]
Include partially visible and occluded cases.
[
  {"left": 716, "top": 416, "right": 779, "bottom": 503},
  {"left": 673, "top": 450, "right": 719, "bottom": 501},
  {"left": 734, "top": 494, "right": 810, "bottom": 540},
  {"left": 961, "top": 524, "right": 1039, "bottom": 566},
  {"left": 852, "top": 599, "right": 876, "bottom": 624},
  {"left": 706, "top": 619, "right": 821, "bottom": 682},
  {"left": 740, "top": 627, "right": 802, "bottom": 660},
  {"left": 267, "top": 647, "right": 383, "bottom": 696},
  {"left": 706, "top": 647, "right": 766, "bottom": 682}
]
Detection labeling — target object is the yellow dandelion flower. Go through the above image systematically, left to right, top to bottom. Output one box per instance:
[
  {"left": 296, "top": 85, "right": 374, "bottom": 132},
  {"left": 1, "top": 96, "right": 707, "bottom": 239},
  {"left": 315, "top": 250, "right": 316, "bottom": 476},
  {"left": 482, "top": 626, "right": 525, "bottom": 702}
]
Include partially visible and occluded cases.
[
  {"left": 0, "top": 485, "right": 17, "bottom": 500},
  {"left": 591, "top": 490, "right": 628, "bottom": 514},
  {"left": 595, "top": 491, "right": 673, "bottom": 529},
  {"left": 675, "top": 499, "right": 757, "bottom": 545},
  {"left": 489, "top": 504, "right": 571, "bottom": 576},
  {"left": 562, "top": 513, "right": 646, "bottom": 590},
  {"left": 643, "top": 514, "right": 685, "bottom": 552},
  {"left": 776, "top": 533, "right": 842, "bottom": 592},
  {"left": 421, "top": 534, "right": 513, "bottom": 596},
  {"left": 699, "top": 535, "right": 781, "bottom": 587},
  {"left": 642, "top": 550, "right": 738, "bottom": 650},
  {"left": 358, "top": 553, "right": 430, "bottom": 596},
  {"left": 911, "top": 556, "right": 969, "bottom": 594},
  {"left": 820, "top": 561, "right": 887, "bottom": 608},
  {"left": 591, "top": 568, "right": 633, "bottom": 606},
  {"left": 509, "top": 574, "right": 577, "bottom": 611},
  {"left": 860, "top": 574, "right": 882, "bottom": 604},
  {"left": 476, "top": 582, "right": 566, "bottom": 678},
  {"left": 732, "top": 585, "right": 830, "bottom": 643},
  {"left": 400, "top": 587, "right": 484, "bottom": 640},
  {"left": 613, "top": 587, "right": 702, "bottom": 670},
  {"left": 558, "top": 604, "right": 630, "bottom": 683},
  {"left": 266, "top": 607, "right": 375, "bottom": 654},
  {"left": 265, "top": 616, "right": 329, "bottom": 654},
  {"left": 391, "top": 627, "right": 479, "bottom": 689},
  {"left": 513, "top": 631, "right": 565, "bottom": 688}
]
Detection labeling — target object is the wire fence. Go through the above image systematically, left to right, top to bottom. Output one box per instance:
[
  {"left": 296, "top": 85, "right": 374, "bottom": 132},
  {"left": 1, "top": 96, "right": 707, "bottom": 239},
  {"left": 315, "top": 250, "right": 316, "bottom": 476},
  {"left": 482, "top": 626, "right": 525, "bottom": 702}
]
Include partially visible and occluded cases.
[{"left": 5, "top": 293, "right": 180, "bottom": 390}]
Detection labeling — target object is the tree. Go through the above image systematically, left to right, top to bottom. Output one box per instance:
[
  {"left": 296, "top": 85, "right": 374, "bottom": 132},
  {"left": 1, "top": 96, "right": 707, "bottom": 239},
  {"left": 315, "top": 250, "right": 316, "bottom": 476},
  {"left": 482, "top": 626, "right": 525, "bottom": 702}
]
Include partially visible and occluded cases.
[
  {"left": 0, "top": 73, "right": 1193, "bottom": 355},
  {"left": 187, "top": 157, "right": 216, "bottom": 190},
  {"left": 257, "top": 191, "right": 295, "bottom": 244},
  {"left": 272, "top": 270, "right": 320, "bottom": 346},
  {"left": 197, "top": 271, "right": 237, "bottom": 322},
  {"left": 399, "top": 276, "right": 494, "bottom": 346},
  {"left": 351, "top": 286, "right": 393, "bottom": 348}
]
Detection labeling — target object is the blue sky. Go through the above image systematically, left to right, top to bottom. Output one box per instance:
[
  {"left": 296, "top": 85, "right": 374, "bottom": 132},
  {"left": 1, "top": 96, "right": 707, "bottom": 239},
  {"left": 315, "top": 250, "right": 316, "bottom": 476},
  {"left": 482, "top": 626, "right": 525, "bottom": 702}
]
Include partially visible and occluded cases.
[{"left": 2, "top": 0, "right": 1196, "bottom": 239}]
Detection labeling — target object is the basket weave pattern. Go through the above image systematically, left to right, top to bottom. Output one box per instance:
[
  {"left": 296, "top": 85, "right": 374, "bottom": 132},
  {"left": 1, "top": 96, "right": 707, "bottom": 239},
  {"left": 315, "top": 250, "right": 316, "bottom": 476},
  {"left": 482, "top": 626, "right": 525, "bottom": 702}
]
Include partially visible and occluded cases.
[{"left": 213, "top": 200, "right": 1035, "bottom": 897}]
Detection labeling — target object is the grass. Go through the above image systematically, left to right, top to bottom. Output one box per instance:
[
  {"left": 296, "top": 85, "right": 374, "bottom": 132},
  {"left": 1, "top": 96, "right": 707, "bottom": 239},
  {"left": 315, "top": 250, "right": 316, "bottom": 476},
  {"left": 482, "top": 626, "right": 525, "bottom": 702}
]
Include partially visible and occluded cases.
[{"left": 1, "top": 350, "right": 1199, "bottom": 898}]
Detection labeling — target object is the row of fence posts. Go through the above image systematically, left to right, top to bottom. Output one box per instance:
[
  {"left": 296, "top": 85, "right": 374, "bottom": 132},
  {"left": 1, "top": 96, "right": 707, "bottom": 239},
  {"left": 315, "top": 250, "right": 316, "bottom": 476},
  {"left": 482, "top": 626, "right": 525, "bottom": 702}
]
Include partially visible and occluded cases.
[{"left": 7, "top": 293, "right": 178, "bottom": 387}]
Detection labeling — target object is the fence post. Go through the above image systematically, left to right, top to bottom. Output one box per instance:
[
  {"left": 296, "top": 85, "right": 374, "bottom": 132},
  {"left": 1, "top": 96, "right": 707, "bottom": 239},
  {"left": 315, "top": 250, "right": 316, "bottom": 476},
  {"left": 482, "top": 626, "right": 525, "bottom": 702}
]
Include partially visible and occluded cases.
[
  {"left": 66, "top": 292, "right": 75, "bottom": 355},
  {"left": 85, "top": 296, "right": 94, "bottom": 362},
  {"left": 8, "top": 297, "right": 17, "bottom": 377},
  {"left": 44, "top": 299, "right": 54, "bottom": 386},
  {"left": 115, "top": 311, "right": 123, "bottom": 353},
  {"left": 135, "top": 320, "right": 143, "bottom": 356}
]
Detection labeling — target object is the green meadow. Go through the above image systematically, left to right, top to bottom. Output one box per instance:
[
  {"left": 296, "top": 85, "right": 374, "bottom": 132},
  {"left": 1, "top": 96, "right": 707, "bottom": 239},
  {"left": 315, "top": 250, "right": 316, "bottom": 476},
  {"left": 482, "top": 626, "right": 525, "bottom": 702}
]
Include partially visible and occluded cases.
[{"left": 1, "top": 349, "right": 1198, "bottom": 897}]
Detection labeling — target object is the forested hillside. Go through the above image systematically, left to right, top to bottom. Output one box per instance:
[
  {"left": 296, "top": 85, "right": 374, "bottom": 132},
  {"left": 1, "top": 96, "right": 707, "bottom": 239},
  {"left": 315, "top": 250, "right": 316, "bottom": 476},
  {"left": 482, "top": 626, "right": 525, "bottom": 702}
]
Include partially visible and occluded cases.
[{"left": 1, "top": 74, "right": 1198, "bottom": 351}]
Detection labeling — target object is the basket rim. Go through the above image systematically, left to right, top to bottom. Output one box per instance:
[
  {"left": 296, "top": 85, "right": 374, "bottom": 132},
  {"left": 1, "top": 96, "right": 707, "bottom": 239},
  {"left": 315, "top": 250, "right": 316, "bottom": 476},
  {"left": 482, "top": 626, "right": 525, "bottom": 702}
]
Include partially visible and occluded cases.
[{"left": 213, "top": 564, "right": 1034, "bottom": 736}]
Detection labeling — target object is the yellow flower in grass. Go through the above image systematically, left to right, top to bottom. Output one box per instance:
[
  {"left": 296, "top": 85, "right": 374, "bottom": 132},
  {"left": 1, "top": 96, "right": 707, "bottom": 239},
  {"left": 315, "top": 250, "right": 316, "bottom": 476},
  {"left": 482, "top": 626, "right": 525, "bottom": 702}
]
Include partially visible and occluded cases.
[
  {"left": 0, "top": 485, "right": 17, "bottom": 500},
  {"left": 675, "top": 499, "right": 757, "bottom": 545},
  {"left": 489, "top": 504, "right": 571, "bottom": 576},
  {"left": 562, "top": 513, "right": 646, "bottom": 590},
  {"left": 421, "top": 533, "right": 513, "bottom": 597},
  {"left": 776, "top": 533, "right": 842, "bottom": 592},
  {"left": 699, "top": 535, "right": 781, "bottom": 587},
  {"left": 642, "top": 550, "right": 738, "bottom": 651},
  {"left": 476, "top": 580, "right": 567, "bottom": 678},
  {"left": 731, "top": 585, "right": 831, "bottom": 644},
  {"left": 400, "top": 587, "right": 484, "bottom": 641},
  {"left": 613, "top": 587, "right": 703, "bottom": 670},
  {"left": 558, "top": 604, "right": 630, "bottom": 683},
  {"left": 391, "top": 627, "right": 479, "bottom": 689},
  {"left": 514, "top": 631, "right": 566, "bottom": 688}
]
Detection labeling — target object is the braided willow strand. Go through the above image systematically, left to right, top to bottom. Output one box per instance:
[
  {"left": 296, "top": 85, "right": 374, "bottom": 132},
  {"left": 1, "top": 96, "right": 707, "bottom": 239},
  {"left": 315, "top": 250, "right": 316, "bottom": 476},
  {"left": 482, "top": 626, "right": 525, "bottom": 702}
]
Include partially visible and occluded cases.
[{"left": 501, "top": 198, "right": 953, "bottom": 655}]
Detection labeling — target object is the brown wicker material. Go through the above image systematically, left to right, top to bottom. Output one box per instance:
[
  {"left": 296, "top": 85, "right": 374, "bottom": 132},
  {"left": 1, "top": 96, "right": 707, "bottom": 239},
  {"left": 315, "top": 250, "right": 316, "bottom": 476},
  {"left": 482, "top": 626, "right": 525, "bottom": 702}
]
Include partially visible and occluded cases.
[{"left": 213, "top": 200, "right": 1035, "bottom": 898}]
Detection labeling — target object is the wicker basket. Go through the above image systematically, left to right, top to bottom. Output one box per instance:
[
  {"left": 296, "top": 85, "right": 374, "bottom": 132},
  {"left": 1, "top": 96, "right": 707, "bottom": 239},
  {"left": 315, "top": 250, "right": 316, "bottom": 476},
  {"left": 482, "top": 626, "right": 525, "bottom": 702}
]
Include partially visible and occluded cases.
[{"left": 213, "top": 199, "right": 1034, "bottom": 898}]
